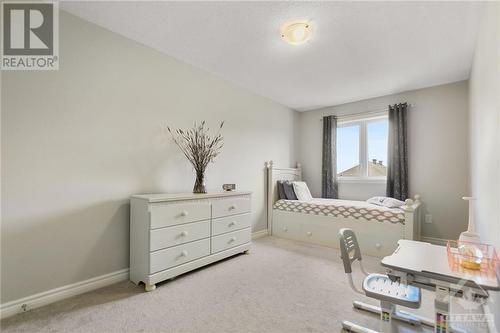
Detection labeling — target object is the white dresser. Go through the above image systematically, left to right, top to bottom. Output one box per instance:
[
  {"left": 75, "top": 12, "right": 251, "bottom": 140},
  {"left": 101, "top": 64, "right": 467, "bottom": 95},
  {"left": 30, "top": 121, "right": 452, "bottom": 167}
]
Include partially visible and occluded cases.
[{"left": 130, "top": 191, "right": 252, "bottom": 291}]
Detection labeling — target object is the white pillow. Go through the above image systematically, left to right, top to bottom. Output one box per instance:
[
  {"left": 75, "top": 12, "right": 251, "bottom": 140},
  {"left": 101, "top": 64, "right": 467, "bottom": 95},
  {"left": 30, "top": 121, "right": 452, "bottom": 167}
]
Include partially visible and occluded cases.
[
  {"left": 292, "top": 181, "right": 313, "bottom": 201},
  {"left": 366, "top": 196, "right": 386, "bottom": 206},
  {"left": 366, "top": 196, "right": 405, "bottom": 208},
  {"left": 382, "top": 197, "right": 405, "bottom": 208}
]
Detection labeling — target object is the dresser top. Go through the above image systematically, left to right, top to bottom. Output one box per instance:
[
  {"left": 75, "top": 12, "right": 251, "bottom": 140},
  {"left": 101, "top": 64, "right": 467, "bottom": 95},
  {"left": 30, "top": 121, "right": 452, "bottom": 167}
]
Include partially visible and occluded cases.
[{"left": 131, "top": 191, "right": 252, "bottom": 203}]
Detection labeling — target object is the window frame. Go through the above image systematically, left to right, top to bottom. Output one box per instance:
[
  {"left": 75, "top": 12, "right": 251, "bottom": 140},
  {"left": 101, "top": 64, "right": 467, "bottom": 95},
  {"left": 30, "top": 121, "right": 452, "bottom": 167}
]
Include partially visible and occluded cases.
[{"left": 337, "top": 112, "right": 388, "bottom": 183}]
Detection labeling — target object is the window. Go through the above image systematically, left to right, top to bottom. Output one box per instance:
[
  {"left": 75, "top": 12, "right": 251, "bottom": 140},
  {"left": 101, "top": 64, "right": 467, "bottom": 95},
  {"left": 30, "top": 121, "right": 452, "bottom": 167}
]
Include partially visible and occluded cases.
[
  {"left": 337, "top": 114, "right": 388, "bottom": 180},
  {"left": 367, "top": 120, "right": 389, "bottom": 177},
  {"left": 337, "top": 125, "right": 360, "bottom": 177}
]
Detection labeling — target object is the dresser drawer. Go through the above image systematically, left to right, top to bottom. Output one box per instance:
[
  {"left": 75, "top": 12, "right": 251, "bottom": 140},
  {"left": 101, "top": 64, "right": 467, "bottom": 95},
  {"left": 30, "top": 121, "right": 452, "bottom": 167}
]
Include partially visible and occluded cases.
[
  {"left": 212, "top": 196, "right": 251, "bottom": 218},
  {"left": 150, "top": 201, "right": 210, "bottom": 229},
  {"left": 212, "top": 214, "right": 251, "bottom": 236},
  {"left": 150, "top": 220, "right": 210, "bottom": 251},
  {"left": 211, "top": 227, "right": 251, "bottom": 253},
  {"left": 150, "top": 238, "right": 210, "bottom": 274}
]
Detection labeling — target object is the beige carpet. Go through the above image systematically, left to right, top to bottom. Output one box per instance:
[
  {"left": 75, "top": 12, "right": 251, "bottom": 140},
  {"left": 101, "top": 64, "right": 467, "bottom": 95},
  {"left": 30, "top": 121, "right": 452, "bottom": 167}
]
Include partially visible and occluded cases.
[{"left": 1, "top": 237, "right": 490, "bottom": 333}]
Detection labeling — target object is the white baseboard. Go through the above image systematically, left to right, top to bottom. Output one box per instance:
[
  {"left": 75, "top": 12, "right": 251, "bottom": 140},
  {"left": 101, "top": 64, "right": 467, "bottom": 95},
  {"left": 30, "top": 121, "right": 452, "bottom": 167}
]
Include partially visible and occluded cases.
[
  {"left": 252, "top": 229, "right": 269, "bottom": 239},
  {"left": 1, "top": 231, "right": 266, "bottom": 320},
  {"left": 2, "top": 232, "right": 266, "bottom": 320},
  {"left": 420, "top": 236, "right": 448, "bottom": 246},
  {"left": 0, "top": 268, "right": 129, "bottom": 319}
]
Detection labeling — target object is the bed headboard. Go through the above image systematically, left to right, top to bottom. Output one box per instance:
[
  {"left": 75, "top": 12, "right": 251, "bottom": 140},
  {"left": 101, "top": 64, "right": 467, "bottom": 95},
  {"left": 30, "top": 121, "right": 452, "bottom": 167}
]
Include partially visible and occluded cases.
[{"left": 265, "top": 160, "right": 302, "bottom": 235}]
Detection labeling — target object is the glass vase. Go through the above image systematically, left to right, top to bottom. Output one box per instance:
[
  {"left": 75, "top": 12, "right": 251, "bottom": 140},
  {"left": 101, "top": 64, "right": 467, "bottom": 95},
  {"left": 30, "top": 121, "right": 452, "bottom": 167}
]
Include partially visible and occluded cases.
[{"left": 193, "top": 171, "right": 207, "bottom": 194}]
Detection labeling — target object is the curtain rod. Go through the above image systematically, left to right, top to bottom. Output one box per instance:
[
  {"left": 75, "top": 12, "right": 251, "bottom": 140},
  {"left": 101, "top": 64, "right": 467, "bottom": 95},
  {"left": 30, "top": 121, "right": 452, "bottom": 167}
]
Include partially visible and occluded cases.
[{"left": 319, "top": 103, "right": 414, "bottom": 121}]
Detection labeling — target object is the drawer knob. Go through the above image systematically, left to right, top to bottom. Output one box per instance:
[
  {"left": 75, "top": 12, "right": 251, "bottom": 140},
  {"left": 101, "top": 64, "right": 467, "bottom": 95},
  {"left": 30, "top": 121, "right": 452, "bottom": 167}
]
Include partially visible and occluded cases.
[
  {"left": 229, "top": 205, "right": 237, "bottom": 210},
  {"left": 180, "top": 211, "right": 188, "bottom": 217},
  {"left": 228, "top": 222, "right": 236, "bottom": 227},
  {"left": 180, "top": 231, "right": 189, "bottom": 237},
  {"left": 306, "top": 231, "right": 312, "bottom": 236},
  {"left": 229, "top": 237, "right": 236, "bottom": 243},
  {"left": 180, "top": 250, "right": 188, "bottom": 257}
]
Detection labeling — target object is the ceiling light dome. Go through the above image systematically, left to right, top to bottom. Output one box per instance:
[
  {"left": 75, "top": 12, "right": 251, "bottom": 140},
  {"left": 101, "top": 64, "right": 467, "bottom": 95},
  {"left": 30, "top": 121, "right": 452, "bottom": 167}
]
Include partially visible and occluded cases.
[{"left": 281, "top": 21, "right": 312, "bottom": 45}]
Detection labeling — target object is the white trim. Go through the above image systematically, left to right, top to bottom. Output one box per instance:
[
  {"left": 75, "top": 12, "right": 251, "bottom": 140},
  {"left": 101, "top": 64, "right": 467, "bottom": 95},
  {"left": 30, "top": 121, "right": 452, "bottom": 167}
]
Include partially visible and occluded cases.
[
  {"left": 337, "top": 111, "right": 388, "bottom": 124},
  {"left": 337, "top": 116, "right": 389, "bottom": 179},
  {"left": 337, "top": 177, "right": 387, "bottom": 184},
  {"left": 252, "top": 229, "right": 269, "bottom": 239},
  {"left": 420, "top": 236, "right": 448, "bottom": 246},
  {"left": 0, "top": 268, "right": 129, "bottom": 319}
]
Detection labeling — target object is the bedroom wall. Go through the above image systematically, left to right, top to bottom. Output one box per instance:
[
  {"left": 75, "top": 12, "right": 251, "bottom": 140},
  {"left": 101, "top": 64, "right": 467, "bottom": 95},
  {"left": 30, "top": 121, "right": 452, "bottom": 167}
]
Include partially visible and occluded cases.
[
  {"left": 468, "top": 2, "right": 499, "bottom": 328},
  {"left": 1, "top": 11, "right": 298, "bottom": 303},
  {"left": 298, "top": 81, "right": 470, "bottom": 240}
]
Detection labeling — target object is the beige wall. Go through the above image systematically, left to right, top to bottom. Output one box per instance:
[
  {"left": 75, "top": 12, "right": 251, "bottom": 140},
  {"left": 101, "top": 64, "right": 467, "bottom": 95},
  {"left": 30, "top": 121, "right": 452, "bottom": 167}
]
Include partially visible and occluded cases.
[
  {"left": 468, "top": 2, "right": 499, "bottom": 327},
  {"left": 1, "top": 12, "right": 298, "bottom": 303},
  {"left": 298, "top": 81, "right": 470, "bottom": 240}
]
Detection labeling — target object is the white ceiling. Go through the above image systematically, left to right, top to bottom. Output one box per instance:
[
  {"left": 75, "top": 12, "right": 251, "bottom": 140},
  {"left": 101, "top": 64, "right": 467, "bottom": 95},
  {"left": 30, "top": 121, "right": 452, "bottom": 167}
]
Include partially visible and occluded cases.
[{"left": 61, "top": 1, "right": 484, "bottom": 111}]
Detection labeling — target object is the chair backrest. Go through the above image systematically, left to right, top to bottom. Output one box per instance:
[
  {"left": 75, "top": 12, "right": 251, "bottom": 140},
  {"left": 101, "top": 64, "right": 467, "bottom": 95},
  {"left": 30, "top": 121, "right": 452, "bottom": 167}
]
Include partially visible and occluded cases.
[{"left": 338, "top": 228, "right": 363, "bottom": 274}]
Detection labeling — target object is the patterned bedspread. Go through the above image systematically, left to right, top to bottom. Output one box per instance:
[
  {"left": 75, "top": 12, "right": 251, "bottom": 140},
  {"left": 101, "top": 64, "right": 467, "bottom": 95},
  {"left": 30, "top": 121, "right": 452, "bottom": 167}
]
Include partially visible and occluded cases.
[{"left": 273, "top": 199, "right": 406, "bottom": 225}]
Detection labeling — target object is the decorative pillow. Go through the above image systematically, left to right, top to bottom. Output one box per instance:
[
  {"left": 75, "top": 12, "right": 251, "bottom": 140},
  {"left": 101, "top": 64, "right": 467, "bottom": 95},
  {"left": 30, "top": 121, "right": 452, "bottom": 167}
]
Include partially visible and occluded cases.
[
  {"left": 277, "top": 181, "right": 286, "bottom": 200},
  {"left": 282, "top": 181, "right": 298, "bottom": 200},
  {"left": 292, "top": 181, "right": 313, "bottom": 201},
  {"left": 366, "top": 196, "right": 386, "bottom": 206},
  {"left": 366, "top": 196, "right": 405, "bottom": 208},
  {"left": 382, "top": 197, "right": 405, "bottom": 208}
]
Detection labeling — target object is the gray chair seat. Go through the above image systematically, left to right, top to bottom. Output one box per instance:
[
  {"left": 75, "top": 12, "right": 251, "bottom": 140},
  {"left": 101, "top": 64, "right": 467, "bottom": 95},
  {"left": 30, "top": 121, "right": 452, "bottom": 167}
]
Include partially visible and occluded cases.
[{"left": 363, "top": 273, "right": 421, "bottom": 309}]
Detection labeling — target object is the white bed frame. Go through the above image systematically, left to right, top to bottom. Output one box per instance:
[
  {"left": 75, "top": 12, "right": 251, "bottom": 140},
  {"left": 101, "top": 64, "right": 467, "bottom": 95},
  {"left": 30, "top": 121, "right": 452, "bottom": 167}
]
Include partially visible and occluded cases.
[{"left": 266, "top": 161, "right": 422, "bottom": 257}]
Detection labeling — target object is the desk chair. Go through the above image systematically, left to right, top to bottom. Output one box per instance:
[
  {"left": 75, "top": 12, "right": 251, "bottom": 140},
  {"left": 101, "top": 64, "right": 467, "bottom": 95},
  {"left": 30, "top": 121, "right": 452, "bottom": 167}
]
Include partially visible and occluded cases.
[{"left": 338, "top": 228, "right": 424, "bottom": 333}]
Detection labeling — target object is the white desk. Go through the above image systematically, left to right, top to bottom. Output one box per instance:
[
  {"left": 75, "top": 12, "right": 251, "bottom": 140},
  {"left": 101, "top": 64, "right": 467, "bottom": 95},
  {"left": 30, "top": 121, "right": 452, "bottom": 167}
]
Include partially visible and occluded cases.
[{"left": 382, "top": 240, "right": 499, "bottom": 333}]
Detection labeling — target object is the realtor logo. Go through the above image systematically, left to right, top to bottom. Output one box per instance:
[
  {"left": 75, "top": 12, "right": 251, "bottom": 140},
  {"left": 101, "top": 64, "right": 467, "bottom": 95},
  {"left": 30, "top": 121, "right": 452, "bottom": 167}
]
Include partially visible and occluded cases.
[{"left": 1, "top": 1, "right": 59, "bottom": 70}]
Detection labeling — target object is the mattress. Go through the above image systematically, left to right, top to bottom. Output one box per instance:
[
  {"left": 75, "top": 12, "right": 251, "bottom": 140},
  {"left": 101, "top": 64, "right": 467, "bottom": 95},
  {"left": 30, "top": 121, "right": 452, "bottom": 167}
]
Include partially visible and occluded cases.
[{"left": 273, "top": 198, "right": 406, "bottom": 225}]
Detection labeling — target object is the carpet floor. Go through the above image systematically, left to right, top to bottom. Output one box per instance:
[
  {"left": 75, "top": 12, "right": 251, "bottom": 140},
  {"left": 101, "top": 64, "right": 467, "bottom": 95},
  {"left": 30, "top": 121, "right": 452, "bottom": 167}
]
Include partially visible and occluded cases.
[{"left": 1, "top": 236, "right": 490, "bottom": 333}]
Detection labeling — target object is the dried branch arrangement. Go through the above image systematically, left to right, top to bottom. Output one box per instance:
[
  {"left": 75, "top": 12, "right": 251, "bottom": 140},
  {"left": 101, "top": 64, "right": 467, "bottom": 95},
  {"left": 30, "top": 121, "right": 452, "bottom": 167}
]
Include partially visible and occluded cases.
[{"left": 166, "top": 121, "right": 224, "bottom": 193}]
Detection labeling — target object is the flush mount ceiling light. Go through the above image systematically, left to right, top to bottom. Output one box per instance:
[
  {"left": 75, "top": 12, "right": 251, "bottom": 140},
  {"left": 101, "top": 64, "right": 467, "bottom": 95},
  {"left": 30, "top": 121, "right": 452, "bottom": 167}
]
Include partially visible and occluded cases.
[{"left": 281, "top": 21, "right": 313, "bottom": 45}]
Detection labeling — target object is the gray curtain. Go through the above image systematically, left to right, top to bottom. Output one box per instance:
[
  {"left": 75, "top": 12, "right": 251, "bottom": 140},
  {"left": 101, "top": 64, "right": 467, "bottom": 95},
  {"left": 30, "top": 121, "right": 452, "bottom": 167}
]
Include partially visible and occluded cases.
[
  {"left": 386, "top": 103, "right": 408, "bottom": 200},
  {"left": 322, "top": 115, "right": 338, "bottom": 198}
]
